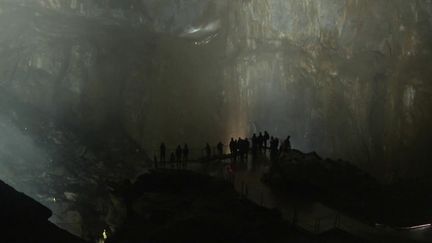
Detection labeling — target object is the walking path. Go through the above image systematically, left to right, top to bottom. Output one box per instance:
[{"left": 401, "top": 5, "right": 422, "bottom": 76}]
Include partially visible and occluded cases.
[{"left": 174, "top": 153, "right": 432, "bottom": 243}]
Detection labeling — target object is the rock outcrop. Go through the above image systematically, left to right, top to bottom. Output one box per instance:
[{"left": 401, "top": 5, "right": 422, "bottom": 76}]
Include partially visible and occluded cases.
[
  {"left": 0, "top": 90, "right": 147, "bottom": 240},
  {"left": 264, "top": 149, "right": 432, "bottom": 227},
  {"left": 0, "top": 179, "right": 87, "bottom": 243}
]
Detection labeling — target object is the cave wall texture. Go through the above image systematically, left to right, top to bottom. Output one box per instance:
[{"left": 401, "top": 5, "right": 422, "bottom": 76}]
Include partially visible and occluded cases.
[
  {"left": 1, "top": 0, "right": 432, "bottom": 179},
  {"left": 225, "top": 0, "right": 432, "bottom": 178}
]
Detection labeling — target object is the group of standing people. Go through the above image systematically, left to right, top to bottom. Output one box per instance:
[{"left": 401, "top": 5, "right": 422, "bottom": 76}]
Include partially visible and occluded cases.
[
  {"left": 229, "top": 131, "right": 291, "bottom": 162},
  {"left": 155, "top": 132, "right": 292, "bottom": 168},
  {"left": 229, "top": 137, "right": 250, "bottom": 162},
  {"left": 157, "top": 143, "right": 189, "bottom": 169}
]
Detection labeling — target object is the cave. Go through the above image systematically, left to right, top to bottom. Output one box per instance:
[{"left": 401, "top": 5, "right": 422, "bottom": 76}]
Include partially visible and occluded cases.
[{"left": 0, "top": 1, "right": 431, "bottom": 242}]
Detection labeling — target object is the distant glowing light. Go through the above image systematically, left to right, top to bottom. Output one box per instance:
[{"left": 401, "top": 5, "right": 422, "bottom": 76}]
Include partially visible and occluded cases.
[
  {"left": 181, "top": 20, "right": 221, "bottom": 41},
  {"left": 187, "top": 27, "right": 201, "bottom": 34},
  {"left": 103, "top": 229, "right": 108, "bottom": 240}
]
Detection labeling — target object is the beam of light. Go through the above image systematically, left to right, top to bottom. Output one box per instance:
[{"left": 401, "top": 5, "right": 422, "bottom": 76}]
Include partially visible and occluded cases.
[
  {"left": 180, "top": 20, "right": 221, "bottom": 41},
  {"left": 186, "top": 27, "right": 201, "bottom": 34},
  {"left": 397, "top": 224, "right": 431, "bottom": 230}
]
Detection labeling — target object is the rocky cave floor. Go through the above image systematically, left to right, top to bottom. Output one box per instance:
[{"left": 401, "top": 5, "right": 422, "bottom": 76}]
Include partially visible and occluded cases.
[{"left": 104, "top": 169, "right": 371, "bottom": 243}]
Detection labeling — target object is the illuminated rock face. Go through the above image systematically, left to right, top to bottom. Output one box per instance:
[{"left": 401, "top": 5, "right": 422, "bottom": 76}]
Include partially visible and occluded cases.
[
  {"left": 1, "top": 0, "right": 432, "bottom": 177},
  {"left": 223, "top": 0, "right": 432, "bottom": 178}
]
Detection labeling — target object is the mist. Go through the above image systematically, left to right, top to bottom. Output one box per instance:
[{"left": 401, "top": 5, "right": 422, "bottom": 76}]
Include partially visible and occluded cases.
[{"left": 1, "top": 0, "right": 432, "bottom": 241}]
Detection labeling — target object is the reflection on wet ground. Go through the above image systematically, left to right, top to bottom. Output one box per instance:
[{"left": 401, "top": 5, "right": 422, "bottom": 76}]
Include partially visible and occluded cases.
[{"left": 188, "top": 154, "right": 432, "bottom": 243}]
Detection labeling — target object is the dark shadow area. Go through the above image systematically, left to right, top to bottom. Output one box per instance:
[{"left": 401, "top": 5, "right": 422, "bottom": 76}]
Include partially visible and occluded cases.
[
  {"left": 264, "top": 149, "right": 432, "bottom": 227},
  {"left": 105, "top": 169, "right": 370, "bottom": 243},
  {"left": 0, "top": 179, "right": 87, "bottom": 243}
]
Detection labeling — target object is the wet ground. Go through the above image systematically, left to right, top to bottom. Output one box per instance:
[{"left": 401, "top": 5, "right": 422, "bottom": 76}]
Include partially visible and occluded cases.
[{"left": 183, "top": 154, "right": 432, "bottom": 243}]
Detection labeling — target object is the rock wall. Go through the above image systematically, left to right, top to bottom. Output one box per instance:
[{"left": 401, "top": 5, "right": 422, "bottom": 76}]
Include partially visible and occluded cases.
[
  {"left": 0, "top": 0, "right": 228, "bottom": 149},
  {"left": 1, "top": 0, "right": 432, "bottom": 178},
  {"left": 224, "top": 0, "right": 432, "bottom": 178}
]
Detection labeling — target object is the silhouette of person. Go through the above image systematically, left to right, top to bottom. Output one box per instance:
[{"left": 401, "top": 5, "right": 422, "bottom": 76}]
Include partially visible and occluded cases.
[
  {"left": 264, "top": 131, "right": 270, "bottom": 151},
  {"left": 258, "top": 132, "right": 264, "bottom": 153},
  {"left": 251, "top": 134, "right": 258, "bottom": 157},
  {"left": 282, "top": 136, "right": 291, "bottom": 152},
  {"left": 270, "top": 137, "right": 280, "bottom": 162},
  {"left": 275, "top": 137, "right": 280, "bottom": 150},
  {"left": 229, "top": 138, "right": 235, "bottom": 158},
  {"left": 238, "top": 138, "right": 245, "bottom": 162},
  {"left": 244, "top": 138, "right": 250, "bottom": 160},
  {"left": 232, "top": 139, "right": 239, "bottom": 161},
  {"left": 217, "top": 142, "right": 224, "bottom": 156},
  {"left": 160, "top": 143, "right": 166, "bottom": 162},
  {"left": 205, "top": 143, "right": 212, "bottom": 159},
  {"left": 182, "top": 144, "right": 189, "bottom": 168},
  {"left": 176, "top": 145, "right": 182, "bottom": 168}
]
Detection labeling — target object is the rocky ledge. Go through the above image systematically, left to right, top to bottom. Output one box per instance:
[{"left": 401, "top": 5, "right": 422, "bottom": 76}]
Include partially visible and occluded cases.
[{"left": 263, "top": 149, "right": 432, "bottom": 227}]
